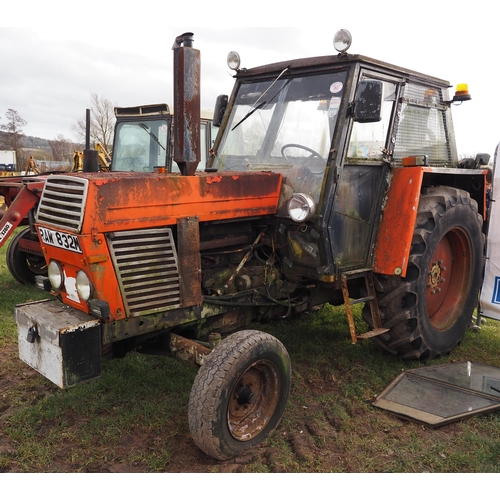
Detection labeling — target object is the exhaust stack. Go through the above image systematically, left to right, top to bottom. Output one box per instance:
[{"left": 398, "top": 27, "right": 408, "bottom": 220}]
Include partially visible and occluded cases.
[
  {"left": 173, "top": 32, "right": 201, "bottom": 176},
  {"left": 83, "top": 108, "right": 99, "bottom": 172}
]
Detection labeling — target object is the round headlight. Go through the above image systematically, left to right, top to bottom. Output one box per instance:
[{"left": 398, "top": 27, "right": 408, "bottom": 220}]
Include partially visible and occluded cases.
[
  {"left": 333, "top": 29, "right": 352, "bottom": 54},
  {"left": 227, "top": 51, "right": 241, "bottom": 71},
  {"left": 287, "top": 193, "right": 316, "bottom": 223},
  {"left": 48, "top": 260, "right": 64, "bottom": 290},
  {"left": 76, "top": 270, "right": 93, "bottom": 301}
]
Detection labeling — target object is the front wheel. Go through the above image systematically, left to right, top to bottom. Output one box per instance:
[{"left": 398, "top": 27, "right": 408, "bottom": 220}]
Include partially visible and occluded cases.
[
  {"left": 365, "top": 186, "right": 484, "bottom": 360},
  {"left": 6, "top": 227, "right": 47, "bottom": 284},
  {"left": 188, "top": 330, "right": 291, "bottom": 460}
]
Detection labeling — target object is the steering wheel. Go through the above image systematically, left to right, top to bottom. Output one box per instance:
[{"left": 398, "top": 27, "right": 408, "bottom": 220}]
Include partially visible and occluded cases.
[{"left": 281, "top": 143, "right": 324, "bottom": 161}]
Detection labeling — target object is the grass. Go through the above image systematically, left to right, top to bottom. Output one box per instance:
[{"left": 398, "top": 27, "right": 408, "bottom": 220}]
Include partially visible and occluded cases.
[{"left": 1, "top": 229, "right": 500, "bottom": 473}]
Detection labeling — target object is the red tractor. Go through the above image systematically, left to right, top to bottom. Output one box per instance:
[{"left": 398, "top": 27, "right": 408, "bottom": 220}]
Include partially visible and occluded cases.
[{"left": 15, "top": 31, "right": 489, "bottom": 460}]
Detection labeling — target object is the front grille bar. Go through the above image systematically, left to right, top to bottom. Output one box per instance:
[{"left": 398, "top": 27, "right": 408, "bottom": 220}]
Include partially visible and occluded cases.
[
  {"left": 36, "top": 176, "right": 88, "bottom": 232},
  {"left": 107, "top": 227, "right": 181, "bottom": 316}
]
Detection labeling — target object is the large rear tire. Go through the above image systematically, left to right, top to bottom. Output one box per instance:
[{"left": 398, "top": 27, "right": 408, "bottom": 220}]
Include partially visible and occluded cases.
[
  {"left": 365, "top": 186, "right": 484, "bottom": 360},
  {"left": 6, "top": 228, "right": 47, "bottom": 284},
  {"left": 188, "top": 330, "right": 291, "bottom": 460}
]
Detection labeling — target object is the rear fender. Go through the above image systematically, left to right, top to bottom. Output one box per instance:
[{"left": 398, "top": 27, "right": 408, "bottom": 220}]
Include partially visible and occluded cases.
[{"left": 373, "top": 167, "right": 424, "bottom": 277}]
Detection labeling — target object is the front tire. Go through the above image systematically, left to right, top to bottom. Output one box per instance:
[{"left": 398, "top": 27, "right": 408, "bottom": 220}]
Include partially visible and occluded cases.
[
  {"left": 365, "top": 186, "right": 484, "bottom": 360},
  {"left": 6, "top": 228, "right": 47, "bottom": 284},
  {"left": 188, "top": 330, "right": 291, "bottom": 460}
]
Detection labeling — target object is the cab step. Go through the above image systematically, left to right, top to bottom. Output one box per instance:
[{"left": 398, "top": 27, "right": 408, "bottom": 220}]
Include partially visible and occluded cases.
[{"left": 340, "top": 269, "right": 388, "bottom": 344}]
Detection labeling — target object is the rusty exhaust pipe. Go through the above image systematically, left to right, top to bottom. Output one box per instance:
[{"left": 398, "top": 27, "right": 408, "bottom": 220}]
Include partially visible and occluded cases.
[{"left": 172, "top": 32, "right": 201, "bottom": 176}]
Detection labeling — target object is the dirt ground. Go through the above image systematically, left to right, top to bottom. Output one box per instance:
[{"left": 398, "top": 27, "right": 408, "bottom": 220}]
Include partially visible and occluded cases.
[
  {"left": 1, "top": 337, "right": 470, "bottom": 474},
  {"left": 0, "top": 340, "right": 386, "bottom": 473},
  {"left": 0, "top": 346, "right": 341, "bottom": 473}
]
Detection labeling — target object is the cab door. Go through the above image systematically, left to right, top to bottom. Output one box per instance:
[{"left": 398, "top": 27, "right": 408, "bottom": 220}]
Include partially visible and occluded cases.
[{"left": 327, "top": 73, "right": 401, "bottom": 272}]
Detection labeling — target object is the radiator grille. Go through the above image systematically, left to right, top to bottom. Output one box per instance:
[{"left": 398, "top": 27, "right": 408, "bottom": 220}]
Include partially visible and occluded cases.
[
  {"left": 36, "top": 176, "right": 88, "bottom": 232},
  {"left": 107, "top": 228, "right": 181, "bottom": 316}
]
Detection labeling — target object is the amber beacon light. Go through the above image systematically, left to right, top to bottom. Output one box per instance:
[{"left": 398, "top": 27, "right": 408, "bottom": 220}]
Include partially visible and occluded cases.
[{"left": 452, "top": 83, "right": 471, "bottom": 103}]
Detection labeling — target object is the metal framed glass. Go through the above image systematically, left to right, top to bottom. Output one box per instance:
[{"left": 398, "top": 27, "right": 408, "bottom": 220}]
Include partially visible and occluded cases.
[{"left": 373, "top": 361, "right": 500, "bottom": 426}]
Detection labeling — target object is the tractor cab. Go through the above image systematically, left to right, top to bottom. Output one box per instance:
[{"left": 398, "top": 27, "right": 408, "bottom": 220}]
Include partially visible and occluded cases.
[
  {"left": 209, "top": 29, "right": 466, "bottom": 278},
  {"left": 111, "top": 103, "right": 215, "bottom": 173}
]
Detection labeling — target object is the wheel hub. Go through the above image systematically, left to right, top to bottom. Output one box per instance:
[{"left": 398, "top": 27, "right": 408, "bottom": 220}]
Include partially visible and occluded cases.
[
  {"left": 425, "top": 227, "right": 472, "bottom": 330},
  {"left": 428, "top": 259, "right": 446, "bottom": 294},
  {"left": 227, "top": 360, "right": 280, "bottom": 441},
  {"left": 236, "top": 385, "right": 256, "bottom": 405}
]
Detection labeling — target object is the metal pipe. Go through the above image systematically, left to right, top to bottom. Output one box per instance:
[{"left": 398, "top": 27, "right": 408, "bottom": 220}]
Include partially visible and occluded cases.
[
  {"left": 172, "top": 32, "right": 201, "bottom": 176},
  {"left": 83, "top": 108, "right": 99, "bottom": 172},
  {"left": 85, "top": 108, "right": 90, "bottom": 150},
  {"left": 218, "top": 232, "right": 264, "bottom": 294}
]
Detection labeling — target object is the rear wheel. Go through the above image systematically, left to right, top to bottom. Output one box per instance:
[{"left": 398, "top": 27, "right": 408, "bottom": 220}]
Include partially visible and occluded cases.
[
  {"left": 364, "top": 186, "right": 484, "bottom": 360},
  {"left": 6, "top": 228, "right": 47, "bottom": 284},
  {"left": 188, "top": 330, "right": 291, "bottom": 460}
]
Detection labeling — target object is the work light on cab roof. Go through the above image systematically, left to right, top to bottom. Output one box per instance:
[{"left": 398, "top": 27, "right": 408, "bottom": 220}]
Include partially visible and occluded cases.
[
  {"left": 227, "top": 29, "right": 353, "bottom": 72},
  {"left": 334, "top": 29, "right": 352, "bottom": 54},
  {"left": 227, "top": 51, "right": 241, "bottom": 71}
]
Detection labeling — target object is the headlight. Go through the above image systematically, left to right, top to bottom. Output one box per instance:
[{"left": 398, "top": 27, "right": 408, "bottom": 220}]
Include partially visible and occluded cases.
[
  {"left": 287, "top": 193, "right": 316, "bottom": 222},
  {"left": 48, "top": 260, "right": 64, "bottom": 290},
  {"left": 76, "top": 270, "right": 93, "bottom": 301}
]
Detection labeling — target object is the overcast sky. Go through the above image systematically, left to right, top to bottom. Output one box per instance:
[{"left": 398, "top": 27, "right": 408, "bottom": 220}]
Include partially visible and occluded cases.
[{"left": 1, "top": 1, "right": 498, "bottom": 159}]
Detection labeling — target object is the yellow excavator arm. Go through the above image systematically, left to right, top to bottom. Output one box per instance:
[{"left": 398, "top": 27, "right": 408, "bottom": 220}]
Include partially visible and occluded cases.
[{"left": 71, "top": 143, "right": 112, "bottom": 172}]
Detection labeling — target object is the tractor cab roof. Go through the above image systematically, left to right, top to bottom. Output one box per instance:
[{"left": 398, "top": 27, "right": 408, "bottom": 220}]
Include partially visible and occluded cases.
[{"left": 233, "top": 53, "right": 451, "bottom": 89}]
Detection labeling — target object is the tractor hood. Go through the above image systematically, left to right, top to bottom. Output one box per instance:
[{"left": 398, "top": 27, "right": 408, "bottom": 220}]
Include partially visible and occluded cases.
[{"left": 35, "top": 171, "right": 283, "bottom": 235}]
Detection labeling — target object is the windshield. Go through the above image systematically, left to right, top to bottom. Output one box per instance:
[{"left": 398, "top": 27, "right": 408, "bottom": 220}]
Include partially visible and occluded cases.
[
  {"left": 212, "top": 71, "right": 347, "bottom": 204},
  {"left": 111, "top": 118, "right": 170, "bottom": 172}
]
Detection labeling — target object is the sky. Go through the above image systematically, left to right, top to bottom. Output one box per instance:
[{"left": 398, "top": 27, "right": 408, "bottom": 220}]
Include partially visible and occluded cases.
[{"left": 1, "top": 1, "right": 498, "bottom": 160}]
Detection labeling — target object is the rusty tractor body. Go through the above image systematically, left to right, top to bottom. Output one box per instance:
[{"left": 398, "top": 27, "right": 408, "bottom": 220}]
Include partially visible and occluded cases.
[{"left": 15, "top": 31, "right": 489, "bottom": 460}]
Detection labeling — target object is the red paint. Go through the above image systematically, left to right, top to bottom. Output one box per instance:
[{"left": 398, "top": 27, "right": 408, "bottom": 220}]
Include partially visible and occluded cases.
[{"left": 374, "top": 167, "right": 424, "bottom": 276}]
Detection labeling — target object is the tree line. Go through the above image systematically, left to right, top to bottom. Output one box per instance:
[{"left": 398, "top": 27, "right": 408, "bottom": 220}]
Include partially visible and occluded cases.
[{"left": 0, "top": 93, "right": 115, "bottom": 171}]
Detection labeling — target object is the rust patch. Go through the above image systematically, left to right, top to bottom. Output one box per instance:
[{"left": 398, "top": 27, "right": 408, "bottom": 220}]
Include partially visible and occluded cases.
[
  {"left": 173, "top": 35, "right": 201, "bottom": 175},
  {"left": 78, "top": 171, "right": 281, "bottom": 233},
  {"left": 206, "top": 176, "right": 223, "bottom": 184},
  {"left": 177, "top": 216, "right": 203, "bottom": 307},
  {"left": 169, "top": 333, "right": 211, "bottom": 367}
]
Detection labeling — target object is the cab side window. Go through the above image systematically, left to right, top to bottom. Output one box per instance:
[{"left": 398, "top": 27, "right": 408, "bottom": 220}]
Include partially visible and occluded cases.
[
  {"left": 347, "top": 81, "right": 397, "bottom": 161},
  {"left": 393, "top": 83, "right": 456, "bottom": 166}
]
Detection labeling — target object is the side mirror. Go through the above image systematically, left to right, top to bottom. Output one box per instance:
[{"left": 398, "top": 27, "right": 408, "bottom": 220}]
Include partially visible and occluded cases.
[
  {"left": 354, "top": 80, "right": 383, "bottom": 123},
  {"left": 213, "top": 95, "right": 228, "bottom": 127},
  {"left": 475, "top": 153, "right": 490, "bottom": 167},
  {"left": 457, "top": 154, "right": 491, "bottom": 169}
]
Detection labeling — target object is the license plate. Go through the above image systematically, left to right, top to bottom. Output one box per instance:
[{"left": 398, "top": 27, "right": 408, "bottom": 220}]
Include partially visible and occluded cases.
[
  {"left": 0, "top": 221, "right": 13, "bottom": 244},
  {"left": 38, "top": 227, "right": 82, "bottom": 253}
]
